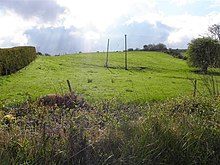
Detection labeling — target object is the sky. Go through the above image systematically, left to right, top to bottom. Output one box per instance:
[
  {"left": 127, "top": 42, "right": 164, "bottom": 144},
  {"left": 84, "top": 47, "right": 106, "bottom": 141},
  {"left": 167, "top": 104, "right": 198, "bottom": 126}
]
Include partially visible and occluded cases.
[{"left": 0, "top": 0, "right": 220, "bottom": 55}]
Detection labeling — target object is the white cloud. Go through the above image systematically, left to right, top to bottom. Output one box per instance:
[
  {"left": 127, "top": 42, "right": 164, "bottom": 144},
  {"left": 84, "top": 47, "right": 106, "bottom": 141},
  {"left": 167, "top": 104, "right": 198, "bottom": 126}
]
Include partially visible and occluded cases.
[
  {"left": 0, "top": 0, "right": 65, "bottom": 23},
  {"left": 0, "top": 0, "right": 66, "bottom": 48},
  {"left": 1, "top": 0, "right": 220, "bottom": 53},
  {"left": 57, "top": 0, "right": 161, "bottom": 30},
  {"left": 57, "top": 0, "right": 125, "bottom": 31},
  {"left": 170, "top": 0, "right": 198, "bottom": 6},
  {"left": 213, "top": 0, "right": 220, "bottom": 5},
  {"left": 125, "top": 1, "right": 162, "bottom": 25},
  {"left": 0, "top": 11, "right": 34, "bottom": 47},
  {"left": 162, "top": 12, "right": 220, "bottom": 48},
  {"left": 163, "top": 14, "right": 207, "bottom": 42},
  {"left": 84, "top": 31, "right": 100, "bottom": 41}
]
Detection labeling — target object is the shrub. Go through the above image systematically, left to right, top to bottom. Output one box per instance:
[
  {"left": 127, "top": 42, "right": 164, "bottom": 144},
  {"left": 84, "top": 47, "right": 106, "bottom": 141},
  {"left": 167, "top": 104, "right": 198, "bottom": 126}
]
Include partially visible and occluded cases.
[
  {"left": 187, "top": 37, "right": 220, "bottom": 73},
  {"left": 164, "top": 48, "right": 187, "bottom": 60},
  {"left": 37, "top": 93, "right": 89, "bottom": 109}
]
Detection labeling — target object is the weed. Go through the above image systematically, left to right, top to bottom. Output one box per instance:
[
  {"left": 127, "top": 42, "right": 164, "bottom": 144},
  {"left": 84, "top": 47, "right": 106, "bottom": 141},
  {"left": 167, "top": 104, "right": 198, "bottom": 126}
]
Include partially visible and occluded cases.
[{"left": 87, "top": 79, "right": 93, "bottom": 83}]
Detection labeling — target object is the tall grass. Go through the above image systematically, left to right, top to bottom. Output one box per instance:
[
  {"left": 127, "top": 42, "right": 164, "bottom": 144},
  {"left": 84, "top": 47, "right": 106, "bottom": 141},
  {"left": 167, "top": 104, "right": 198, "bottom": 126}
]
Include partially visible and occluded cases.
[
  {"left": 0, "top": 94, "right": 143, "bottom": 164},
  {"left": 0, "top": 95, "right": 219, "bottom": 164},
  {"left": 105, "top": 96, "right": 220, "bottom": 164}
]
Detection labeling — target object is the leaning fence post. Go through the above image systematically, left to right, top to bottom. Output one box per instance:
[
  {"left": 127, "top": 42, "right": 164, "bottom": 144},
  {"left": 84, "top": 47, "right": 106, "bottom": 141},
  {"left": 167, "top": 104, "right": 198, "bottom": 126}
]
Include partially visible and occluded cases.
[
  {"left": 193, "top": 79, "right": 197, "bottom": 97},
  {"left": 67, "top": 80, "right": 72, "bottom": 94}
]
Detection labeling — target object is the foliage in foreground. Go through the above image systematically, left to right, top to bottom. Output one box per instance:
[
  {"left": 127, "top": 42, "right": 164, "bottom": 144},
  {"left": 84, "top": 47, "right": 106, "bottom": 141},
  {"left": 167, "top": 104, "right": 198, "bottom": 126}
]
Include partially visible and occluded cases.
[
  {"left": 0, "top": 94, "right": 142, "bottom": 164},
  {"left": 0, "top": 95, "right": 219, "bottom": 164},
  {"left": 117, "top": 96, "right": 220, "bottom": 164}
]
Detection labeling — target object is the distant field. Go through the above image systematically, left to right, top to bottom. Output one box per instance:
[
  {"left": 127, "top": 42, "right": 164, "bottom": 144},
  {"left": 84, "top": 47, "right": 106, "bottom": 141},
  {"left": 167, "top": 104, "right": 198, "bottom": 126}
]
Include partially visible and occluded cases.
[{"left": 0, "top": 51, "right": 217, "bottom": 104}]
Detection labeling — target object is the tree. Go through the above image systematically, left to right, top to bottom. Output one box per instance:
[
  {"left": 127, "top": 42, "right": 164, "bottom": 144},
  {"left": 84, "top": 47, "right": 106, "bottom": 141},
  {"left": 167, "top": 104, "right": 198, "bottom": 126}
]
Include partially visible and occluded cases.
[
  {"left": 208, "top": 24, "right": 220, "bottom": 41},
  {"left": 187, "top": 37, "right": 220, "bottom": 73},
  {"left": 143, "top": 43, "right": 167, "bottom": 51},
  {"left": 156, "top": 43, "right": 167, "bottom": 51},
  {"left": 148, "top": 44, "right": 155, "bottom": 51},
  {"left": 143, "top": 45, "right": 149, "bottom": 51},
  {"left": 128, "top": 48, "right": 134, "bottom": 51},
  {"left": 37, "top": 52, "right": 43, "bottom": 55}
]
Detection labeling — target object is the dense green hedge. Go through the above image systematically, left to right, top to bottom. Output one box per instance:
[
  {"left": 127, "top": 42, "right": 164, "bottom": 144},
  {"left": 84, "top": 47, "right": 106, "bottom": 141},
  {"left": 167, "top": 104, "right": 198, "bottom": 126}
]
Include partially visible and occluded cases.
[{"left": 0, "top": 46, "right": 37, "bottom": 75}]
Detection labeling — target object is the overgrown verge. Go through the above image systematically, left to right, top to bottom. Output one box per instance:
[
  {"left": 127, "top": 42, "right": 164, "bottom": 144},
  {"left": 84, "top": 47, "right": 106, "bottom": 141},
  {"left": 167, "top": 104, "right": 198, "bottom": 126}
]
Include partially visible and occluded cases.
[
  {"left": 0, "top": 46, "right": 37, "bottom": 75},
  {"left": 0, "top": 93, "right": 143, "bottom": 164},
  {"left": 0, "top": 95, "right": 219, "bottom": 164},
  {"left": 108, "top": 96, "right": 220, "bottom": 164}
]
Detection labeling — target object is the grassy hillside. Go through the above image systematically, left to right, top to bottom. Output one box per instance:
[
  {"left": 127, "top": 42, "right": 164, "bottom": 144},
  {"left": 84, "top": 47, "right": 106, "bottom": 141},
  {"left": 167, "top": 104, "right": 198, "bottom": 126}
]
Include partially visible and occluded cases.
[
  {"left": 0, "top": 51, "right": 212, "bottom": 104},
  {"left": 0, "top": 51, "right": 220, "bottom": 164}
]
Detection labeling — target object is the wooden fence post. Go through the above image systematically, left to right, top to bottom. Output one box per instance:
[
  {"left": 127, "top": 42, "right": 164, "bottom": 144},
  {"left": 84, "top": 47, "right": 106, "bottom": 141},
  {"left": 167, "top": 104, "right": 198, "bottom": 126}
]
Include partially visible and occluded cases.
[
  {"left": 193, "top": 79, "right": 197, "bottom": 97},
  {"left": 67, "top": 80, "right": 72, "bottom": 94}
]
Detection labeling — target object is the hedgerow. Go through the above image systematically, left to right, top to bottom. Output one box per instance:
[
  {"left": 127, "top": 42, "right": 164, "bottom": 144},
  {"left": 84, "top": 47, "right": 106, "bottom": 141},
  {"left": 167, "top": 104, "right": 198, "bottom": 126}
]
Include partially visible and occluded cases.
[{"left": 0, "top": 46, "right": 37, "bottom": 75}]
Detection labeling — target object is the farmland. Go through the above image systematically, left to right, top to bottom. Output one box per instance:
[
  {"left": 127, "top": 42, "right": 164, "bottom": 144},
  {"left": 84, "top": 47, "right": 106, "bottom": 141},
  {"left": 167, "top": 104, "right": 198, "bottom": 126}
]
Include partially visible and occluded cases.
[
  {"left": 0, "top": 51, "right": 202, "bottom": 104},
  {"left": 0, "top": 51, "right": 220, "bottom": 164}
]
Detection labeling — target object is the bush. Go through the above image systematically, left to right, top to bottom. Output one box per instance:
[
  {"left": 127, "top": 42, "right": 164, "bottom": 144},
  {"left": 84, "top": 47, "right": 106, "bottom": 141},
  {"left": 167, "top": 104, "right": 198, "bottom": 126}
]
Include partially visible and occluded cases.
[
  {"left": 187, "top": 37, "right": 220, "bottom": 73},
  {"left": 0, "top": 46, "right": 37, "bottom": 75},
  {"left": 164, "top": 48, "right": 187, "bottom": 60},
  {"left": 37, "top": 93, "right": 89, "bottom": 109}
]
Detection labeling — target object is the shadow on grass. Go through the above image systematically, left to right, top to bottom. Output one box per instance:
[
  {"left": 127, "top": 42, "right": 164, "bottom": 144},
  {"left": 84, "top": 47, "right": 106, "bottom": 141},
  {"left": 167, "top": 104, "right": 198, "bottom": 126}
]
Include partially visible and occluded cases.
[
  {"left": 107, "top": 66, "right": 160, "bottom": 73},
  {"left": 192, "top": 70, "right": 220, "bottom": 76},
  {"left": 160, "top": 75, "right": 194, "bottom": 81}
]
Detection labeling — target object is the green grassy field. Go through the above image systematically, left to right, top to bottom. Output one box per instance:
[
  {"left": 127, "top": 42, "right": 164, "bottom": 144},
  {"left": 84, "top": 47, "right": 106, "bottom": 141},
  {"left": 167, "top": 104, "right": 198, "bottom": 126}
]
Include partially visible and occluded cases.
[
  {"left": 0, "top": 51, "right": 214, "bottom": 104},
  {"left": 1, "top": 51, "right": 220, "bottom": 164}
]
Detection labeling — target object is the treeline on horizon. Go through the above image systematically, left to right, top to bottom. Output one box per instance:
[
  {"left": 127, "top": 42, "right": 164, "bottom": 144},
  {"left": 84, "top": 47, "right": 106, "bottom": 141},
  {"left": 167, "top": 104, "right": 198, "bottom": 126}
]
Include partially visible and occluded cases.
[
  {"left": 36, "top": 42, "right": 187, "bottom": 58},
  {"left": 127, "top": 43, "right": 187, "bottom": 60}
]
